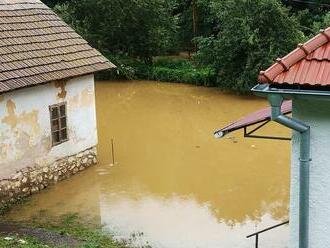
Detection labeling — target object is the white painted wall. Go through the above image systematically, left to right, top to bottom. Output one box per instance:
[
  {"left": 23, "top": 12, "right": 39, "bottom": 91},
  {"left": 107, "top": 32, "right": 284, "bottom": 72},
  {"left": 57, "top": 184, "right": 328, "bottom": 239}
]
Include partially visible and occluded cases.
[
  {"left": 0, "top": 74, "right": 98, "bottom": 179},
  {"left": 290, "top": 99, "right": 330, "bottom": 248}
]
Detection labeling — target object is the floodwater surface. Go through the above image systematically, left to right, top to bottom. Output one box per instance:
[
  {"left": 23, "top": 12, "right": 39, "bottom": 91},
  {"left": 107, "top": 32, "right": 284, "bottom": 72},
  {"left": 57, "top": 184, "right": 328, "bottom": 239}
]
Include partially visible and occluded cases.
[{"left": 6, "top": 81, "right": 291, "bottom": 248}]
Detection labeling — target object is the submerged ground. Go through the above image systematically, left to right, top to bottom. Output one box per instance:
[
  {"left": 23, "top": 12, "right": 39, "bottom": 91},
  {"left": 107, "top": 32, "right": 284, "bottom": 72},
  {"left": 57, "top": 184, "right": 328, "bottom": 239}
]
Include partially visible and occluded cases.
[{"left": 3, "top": 81, "right": 291, "bottom": 247}]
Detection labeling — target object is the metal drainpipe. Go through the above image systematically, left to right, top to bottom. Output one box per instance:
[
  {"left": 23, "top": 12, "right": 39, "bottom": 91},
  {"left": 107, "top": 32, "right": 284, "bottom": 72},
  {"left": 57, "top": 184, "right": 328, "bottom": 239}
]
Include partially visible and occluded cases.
[{"left": 268, "top": 94, "right": 311, "bottom": 248}]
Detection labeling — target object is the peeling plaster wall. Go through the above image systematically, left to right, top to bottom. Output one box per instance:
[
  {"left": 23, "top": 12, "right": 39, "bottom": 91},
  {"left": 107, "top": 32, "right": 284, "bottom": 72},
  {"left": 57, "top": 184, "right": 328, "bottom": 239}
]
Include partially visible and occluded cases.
[
  {"left": 0, "top": 74, "right": 98, "bottom": 180},
  {"left": 290, "top": 99, "right": 330, "bottom": 248}
]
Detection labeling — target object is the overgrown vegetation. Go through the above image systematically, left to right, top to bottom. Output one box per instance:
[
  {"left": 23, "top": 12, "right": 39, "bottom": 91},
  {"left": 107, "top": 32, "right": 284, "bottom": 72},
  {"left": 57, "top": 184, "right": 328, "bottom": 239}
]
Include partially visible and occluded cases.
[
  {"left": 42, "top": 0, "right": 330, "bottom": 93},
  {"left": 194, "top": 0, "right": 304, "bottom": 92},
  {"left": 0, "top": 213, "right": 129, "bottom": 248}
]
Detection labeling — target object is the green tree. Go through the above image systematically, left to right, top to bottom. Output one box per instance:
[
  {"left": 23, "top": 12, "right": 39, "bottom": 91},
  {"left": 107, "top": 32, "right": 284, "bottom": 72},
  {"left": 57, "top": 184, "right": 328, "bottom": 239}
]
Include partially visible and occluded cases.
[
  {"left": 41, "top": 0, "right": 69, "bottom": 8},
  {"left": 55, "top": 0, "right": 178, "bottom": 63},
  {"left": 175, "top": 0, "right": 215, "bottom": 52},
  {"left": 194, "top": 0, "right": 304, "bottom": 93},
  {"left": 283, "top": 0, "right": 329, "bottom": 37},
  {"left": 312, "top": 11, "right": 330, "bottom": 32}
]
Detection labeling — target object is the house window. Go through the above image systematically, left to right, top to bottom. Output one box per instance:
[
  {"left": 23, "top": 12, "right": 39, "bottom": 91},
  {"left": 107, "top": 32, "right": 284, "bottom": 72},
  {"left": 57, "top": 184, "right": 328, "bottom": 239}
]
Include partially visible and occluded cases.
[{"left": 50, "top": 102, "right": 68, "bottom": 146}]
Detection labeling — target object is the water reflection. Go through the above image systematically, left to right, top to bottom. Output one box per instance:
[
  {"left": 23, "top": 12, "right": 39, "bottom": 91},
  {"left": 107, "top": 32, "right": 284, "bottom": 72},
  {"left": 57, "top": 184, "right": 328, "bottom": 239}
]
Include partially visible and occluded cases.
[
  {"left": 5, "top": 81, "right": 290, "bottom": 247},
  {"left": 100, "top": 194, "right": 288, "bottom": 248}
]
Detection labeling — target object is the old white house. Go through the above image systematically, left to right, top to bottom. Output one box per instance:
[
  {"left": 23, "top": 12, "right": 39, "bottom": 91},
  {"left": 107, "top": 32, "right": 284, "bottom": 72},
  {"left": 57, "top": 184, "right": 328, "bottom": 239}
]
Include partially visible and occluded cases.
[{"left": 0, "top": 0, "right": 115, "bottom": 206}]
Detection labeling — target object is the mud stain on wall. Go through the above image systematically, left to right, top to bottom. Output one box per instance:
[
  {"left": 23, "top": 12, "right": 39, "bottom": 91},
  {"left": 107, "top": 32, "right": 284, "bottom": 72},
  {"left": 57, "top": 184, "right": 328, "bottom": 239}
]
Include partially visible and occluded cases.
[
  {"left": 55, "top": 81, "right": 67, "bottom": 99},
  {"left": 68, "top": 88, "right": 93, "bottom": 109},
  {"left": 0, "top": 99, "right": 45, "bottom": 173},
  {"left": 2, "top": 99, "right": 40, "bottom": 136},
  {"left": 2, "top": 99, "right": 16, "bottom": 128},
  {"left": 0, "top": 134, "right": 51, "bottom": 179},
  {"left": 0, "top": 143, "right": 10, "bottom": 160}
]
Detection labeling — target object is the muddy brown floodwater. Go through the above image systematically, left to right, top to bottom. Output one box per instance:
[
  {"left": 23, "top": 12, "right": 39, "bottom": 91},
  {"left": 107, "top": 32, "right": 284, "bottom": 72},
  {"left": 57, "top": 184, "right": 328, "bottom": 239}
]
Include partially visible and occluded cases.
[{"left": 5, "top": 81, "right": 291, "bottom": 248}]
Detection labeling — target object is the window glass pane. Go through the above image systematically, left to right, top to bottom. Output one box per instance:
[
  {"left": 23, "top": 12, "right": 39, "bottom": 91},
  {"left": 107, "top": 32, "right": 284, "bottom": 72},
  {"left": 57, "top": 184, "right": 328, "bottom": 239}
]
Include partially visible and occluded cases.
[
  {"left": 50, "top": 103, "right": 68, "bottom": 146},
  {"left": 60, "top": 105, "right": 66, "bottom": 117},
  {"left": 51, "top": 107, "right": 59, "bottom": 119},
  {"left": 60, "top": 117, "right": 66, "bottom": 128},
  {"left": 52, "top": 120, "right": 59, "bottom": 131},
  {"left": 60, "top": 129, "right": 67, "bottom": 140},
  {"left": 52, "top": 131, "right": 60, "bottom": 143}
]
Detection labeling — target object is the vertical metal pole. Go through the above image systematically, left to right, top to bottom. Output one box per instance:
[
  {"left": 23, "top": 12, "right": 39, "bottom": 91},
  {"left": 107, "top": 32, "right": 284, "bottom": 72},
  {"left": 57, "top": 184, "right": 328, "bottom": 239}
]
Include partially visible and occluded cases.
[
  {"left": 268, "top": 94, "right": 311, "bottom": 248},
  {"left": 299, "top": 130, "right": 310, "bottom": 248},
  {"left": 111, "top": 138, "right": 115, "bottom": 165},
  {"left": 255, "top": 234, "right": 259, "bottom": 248}
]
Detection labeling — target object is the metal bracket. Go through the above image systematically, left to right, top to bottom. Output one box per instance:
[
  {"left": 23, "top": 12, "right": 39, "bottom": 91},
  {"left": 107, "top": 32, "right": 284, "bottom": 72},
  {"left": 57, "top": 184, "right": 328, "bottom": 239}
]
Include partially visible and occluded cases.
[{"left": 244, "top": 121, "right": 291, "bottom": 141}]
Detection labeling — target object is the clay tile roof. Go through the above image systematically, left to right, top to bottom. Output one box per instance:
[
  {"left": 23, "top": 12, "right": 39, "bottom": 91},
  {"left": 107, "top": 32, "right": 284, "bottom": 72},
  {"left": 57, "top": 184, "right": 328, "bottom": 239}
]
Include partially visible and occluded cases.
[
  {"left": 0, "top": 0, "right": 115, "bottom": 93},
  {"left": 259, "top": 27, "right": 330, "bottom": 86}
]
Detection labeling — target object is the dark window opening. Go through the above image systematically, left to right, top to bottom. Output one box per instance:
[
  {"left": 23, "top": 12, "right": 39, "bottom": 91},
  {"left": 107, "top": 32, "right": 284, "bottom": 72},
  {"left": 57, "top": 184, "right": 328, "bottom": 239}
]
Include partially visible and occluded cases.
[{"left": 50, "top": 102, "right": 68, "bottom": 146}]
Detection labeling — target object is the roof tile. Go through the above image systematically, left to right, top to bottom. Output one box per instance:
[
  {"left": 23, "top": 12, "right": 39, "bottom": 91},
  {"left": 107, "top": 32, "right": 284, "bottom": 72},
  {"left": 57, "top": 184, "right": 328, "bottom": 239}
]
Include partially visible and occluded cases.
[
  {"left": 0, "top": 0, "right": 115, "bottom": 93},
  {"left": 259, "top": 27, "right": 330, "bottom": 86}
]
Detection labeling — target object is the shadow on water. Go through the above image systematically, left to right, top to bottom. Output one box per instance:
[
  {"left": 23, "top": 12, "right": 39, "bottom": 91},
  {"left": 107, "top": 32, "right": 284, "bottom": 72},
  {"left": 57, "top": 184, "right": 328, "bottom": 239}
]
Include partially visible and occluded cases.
[{"left": 5, "top": 81, "right": 291, "bottom": 248}]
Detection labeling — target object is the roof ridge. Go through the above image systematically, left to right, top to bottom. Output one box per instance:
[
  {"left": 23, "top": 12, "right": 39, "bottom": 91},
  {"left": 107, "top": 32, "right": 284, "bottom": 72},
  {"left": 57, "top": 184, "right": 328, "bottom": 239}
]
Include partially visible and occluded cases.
[
  {"left": 0, "top": 0, "right": 42, "bottom": 5},
  {"left": 0, "top": 0, "right": 47, "bottom": 11},
  {"left": 259, "top": 27, "right": 330, "bottom": 83}
]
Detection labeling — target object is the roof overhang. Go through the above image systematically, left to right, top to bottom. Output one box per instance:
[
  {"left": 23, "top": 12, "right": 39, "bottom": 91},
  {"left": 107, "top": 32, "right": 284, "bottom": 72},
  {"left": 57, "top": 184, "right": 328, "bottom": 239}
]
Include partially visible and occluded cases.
[
  {"left": 214, "top": 83, "right": 330, "bottom": 141},
  {"left": 252, "top": 84, "right": 330, "bottom": 101},
  {"left": 214, "top": 99, "right": 292, "bottom": 139}
]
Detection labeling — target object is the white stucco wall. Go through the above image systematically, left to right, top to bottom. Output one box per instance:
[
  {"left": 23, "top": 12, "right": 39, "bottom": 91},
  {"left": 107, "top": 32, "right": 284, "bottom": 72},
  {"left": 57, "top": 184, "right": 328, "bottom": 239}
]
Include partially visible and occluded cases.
[
  {"left": 0, "top": 74, "right": 98, "bottom": 179},
  {"left": 290, "top": 99, "right": 330, "bottom": 248}
]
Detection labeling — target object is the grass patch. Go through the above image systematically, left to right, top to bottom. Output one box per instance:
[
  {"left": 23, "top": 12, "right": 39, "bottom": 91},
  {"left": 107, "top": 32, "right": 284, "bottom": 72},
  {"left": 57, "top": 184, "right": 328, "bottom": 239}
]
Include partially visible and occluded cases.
[
  {"left": 139, "top": 57, "right": 216, "bottom": 87},
  {"left": 0, "top": 213, "right": 129, "bottom": 248},
  {"left": 0, "top": 235, "right": 48, "bottom": 248}
]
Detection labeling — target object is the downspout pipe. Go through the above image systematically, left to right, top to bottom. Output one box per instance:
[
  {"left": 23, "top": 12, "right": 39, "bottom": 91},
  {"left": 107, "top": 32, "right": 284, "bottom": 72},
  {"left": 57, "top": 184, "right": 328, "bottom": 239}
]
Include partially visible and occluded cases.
[{"left": 268, "top": 94, "right": 311, "bottom": 248}]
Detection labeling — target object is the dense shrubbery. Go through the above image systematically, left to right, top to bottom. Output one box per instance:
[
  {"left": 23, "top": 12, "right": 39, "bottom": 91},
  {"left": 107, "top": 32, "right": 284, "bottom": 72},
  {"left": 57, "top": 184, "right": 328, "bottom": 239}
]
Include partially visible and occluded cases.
[
  {"left": 45, "top": 0, "right": 330, "bottom": 93},
  {"left": 54, "top": 0, "right": 178, "bottom": 62},
  {"left": 194, "top": 0, "right": 305, "bottom": 93},
  {"left": 97, "top": 57, "right": 216, "bottom": 87},
  {"left": 148, "top": 58, "right": 216, "bottom": 86}
]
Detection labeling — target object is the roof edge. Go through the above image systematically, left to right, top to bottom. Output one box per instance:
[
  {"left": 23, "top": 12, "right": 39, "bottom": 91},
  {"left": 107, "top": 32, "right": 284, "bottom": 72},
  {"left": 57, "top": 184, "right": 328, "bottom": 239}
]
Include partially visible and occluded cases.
[
  {"left": 258, "top": 27, "right": 330, "bottom": 83},
  {"left": 0, "top": 62, "right": 116, "bottom": 94}
]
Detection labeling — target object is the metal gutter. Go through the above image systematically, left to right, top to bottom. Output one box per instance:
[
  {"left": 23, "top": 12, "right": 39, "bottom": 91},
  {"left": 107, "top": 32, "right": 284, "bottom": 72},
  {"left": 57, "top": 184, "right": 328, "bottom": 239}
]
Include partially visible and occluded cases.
[
  {"left": 251, "top": 83, "right": 315, "bottom": 248},
  {"left": 252, "top": 83, "right": 330, "bottom": 100}
]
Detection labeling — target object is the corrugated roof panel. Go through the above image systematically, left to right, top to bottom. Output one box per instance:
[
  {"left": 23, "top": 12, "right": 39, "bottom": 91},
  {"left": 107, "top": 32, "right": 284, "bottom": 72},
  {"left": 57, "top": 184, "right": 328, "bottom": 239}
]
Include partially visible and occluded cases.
[{"left": 214, "top": 101, "right": 292, "bottom": 137}]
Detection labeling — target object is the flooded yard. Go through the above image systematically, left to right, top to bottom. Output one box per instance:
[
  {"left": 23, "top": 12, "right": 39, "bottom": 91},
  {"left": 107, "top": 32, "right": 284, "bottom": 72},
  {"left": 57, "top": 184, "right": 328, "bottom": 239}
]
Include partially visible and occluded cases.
[{"left": 5, "top": 81, "right": 291, "bottom": 247}]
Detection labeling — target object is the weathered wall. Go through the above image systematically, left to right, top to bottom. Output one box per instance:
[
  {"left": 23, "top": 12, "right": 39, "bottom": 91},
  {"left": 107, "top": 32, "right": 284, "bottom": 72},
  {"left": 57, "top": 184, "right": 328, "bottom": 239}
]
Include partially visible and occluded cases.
[
  {"left": 0, "top": 74, "right": 98, "bottom": 206},
  {"left": 290, "top": 99, "right": 330, "bottom": 248},
  {"left": 0, "top": 146, "right": 97, "bottom": 210}
]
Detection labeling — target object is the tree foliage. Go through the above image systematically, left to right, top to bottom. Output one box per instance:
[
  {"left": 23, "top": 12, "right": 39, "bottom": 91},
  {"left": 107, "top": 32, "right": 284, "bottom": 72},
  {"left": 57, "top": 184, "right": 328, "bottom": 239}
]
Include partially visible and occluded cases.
[
  {"left": 41, "top": 0, "right": 69, "bottom": 8},
  {"left": 46, "top": 0, "right": 329, "bottom": 93},
  {"left": 54, "top": 0, "right": 178, "bottom": 62},
  {"left": 174, "top": 0, "right": 215, "bottom": 52},
  {"left": 194, "top": 0, "right": 304, "bottom": 93},
  {"left": 312, "top": 12, "right": 330, "bottom": 32}
]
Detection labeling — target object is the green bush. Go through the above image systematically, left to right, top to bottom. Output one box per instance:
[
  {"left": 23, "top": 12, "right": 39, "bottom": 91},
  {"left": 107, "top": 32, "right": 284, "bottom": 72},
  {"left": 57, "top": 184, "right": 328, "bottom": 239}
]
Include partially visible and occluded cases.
[
  {"left": 194, "top": 0, "right": 305, "bottom": 94},
  {"left": 96, "top": 55, "right": 216, "bottom": 87},
  {"left": 153, "top": 57, "right": 193, "bottom": 69},
  {"left": 148, "top": 64, "right": 216, "bottom": 86}
]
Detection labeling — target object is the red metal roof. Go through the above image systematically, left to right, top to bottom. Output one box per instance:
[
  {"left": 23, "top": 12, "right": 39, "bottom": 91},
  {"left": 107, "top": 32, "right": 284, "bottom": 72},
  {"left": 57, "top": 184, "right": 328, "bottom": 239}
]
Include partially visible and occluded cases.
[
  {"left": 259, "top": 27, "right": 330, "bottom": 86},
  {"left": 214, "top": 101, "right": 292, "bottom": 138}
]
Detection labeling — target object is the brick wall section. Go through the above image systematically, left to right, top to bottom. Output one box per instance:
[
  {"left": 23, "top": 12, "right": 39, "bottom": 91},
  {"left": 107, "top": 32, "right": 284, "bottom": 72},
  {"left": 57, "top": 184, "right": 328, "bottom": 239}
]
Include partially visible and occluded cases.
[{"left": 0, "top": 146, "right": 97, "bottom": 209}]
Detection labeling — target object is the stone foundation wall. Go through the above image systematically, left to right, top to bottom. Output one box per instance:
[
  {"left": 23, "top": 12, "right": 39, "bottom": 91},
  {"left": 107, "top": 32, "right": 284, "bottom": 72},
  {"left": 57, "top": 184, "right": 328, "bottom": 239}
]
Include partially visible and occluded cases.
[{"left": 0, "top": 146, "right": 97, "bottom": 210}]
